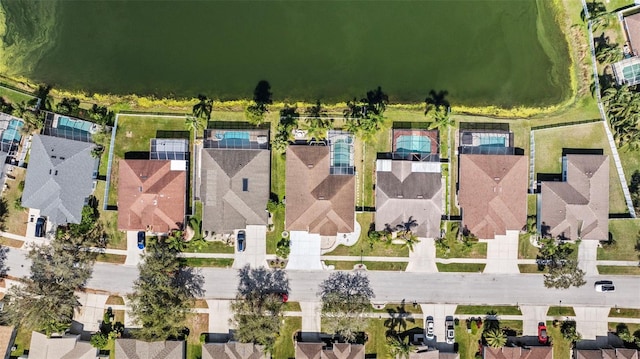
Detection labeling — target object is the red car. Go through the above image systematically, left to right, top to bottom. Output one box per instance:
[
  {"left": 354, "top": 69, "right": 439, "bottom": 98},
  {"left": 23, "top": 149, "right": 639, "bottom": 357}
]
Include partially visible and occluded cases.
[{"left": 538, "top": 322, "right": 548, "bottom": 344}]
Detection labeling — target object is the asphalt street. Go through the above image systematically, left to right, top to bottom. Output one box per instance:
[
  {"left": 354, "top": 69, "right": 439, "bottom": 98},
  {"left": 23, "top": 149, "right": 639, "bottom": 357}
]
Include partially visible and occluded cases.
[{"left": 6, "top": 247, "right": 640, "bottom": 308}]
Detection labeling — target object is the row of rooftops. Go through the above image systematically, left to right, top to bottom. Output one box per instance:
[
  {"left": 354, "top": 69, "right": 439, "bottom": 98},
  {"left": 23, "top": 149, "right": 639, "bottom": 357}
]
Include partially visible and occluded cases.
[{"left": 12, "top": 117, "right": 610, "bottom": 242}]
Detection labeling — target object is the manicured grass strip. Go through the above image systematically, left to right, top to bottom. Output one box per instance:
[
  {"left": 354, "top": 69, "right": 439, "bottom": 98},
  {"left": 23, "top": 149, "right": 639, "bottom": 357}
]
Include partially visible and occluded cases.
[
  {"left": 527, "top": 194, "right": 537, "bottom": 216},
  {"left": 266, "top": 206, "right": 284, "bottom": 255},
  {"left": 598, "top": 219, "right": 640, "bottom": 261},
  {"left": 436, "top": 222, "right": 487, "bottom": 259},
  {"left": 518, "top": 234, "right": 539, "bottom": 260},
  {"left": 0, "top": 236, "right": 23, "bottom": 248},
  {"left": 183, "top": 240, "right": 234, "bottom": 254},
  {"left": 96, "top": 253, "right": 127, "bottom": 264},
  {"left": 180, "top": 258, "right": 234, "bottom": 268},
  {"left": 323, "top": 261, "right": 407, "bottom": 271},
  {"left": 436, "top": 263, "right": 485, "bottom": 272},
  {"left": 518, "top": 264, "right": 547, "bottom": 273},
  {"left": 597, "top": 266, "right": 640, "bottom": 275},
  {"left": 105, "top": 295, "right": 125, "bottom": 305},
  {"left": 193, "top": 299, "right": 209, "bottom": 309},
  {"left": 283, "top": 302, "right": 301, "bottom": 312},
  {"left": 371, "top": 303, "right": 423, "bottom": 315},
  {"left": 455, "top": 305, "right": 522, "bottom": 316},
  {"left": 547, "top": 306, "right": 575, "bottom": 317},
  {"left": 608, "top": 308, "right": 640, "bottom": 318},
  {"left": 273, "top": 317, "right": 301, "bottom": 359},
  {"left": 455, "top": 318, "right": 483, "bottom": 359},
  {"left": 500, "top": 320, "right": 523, "bottom": 335},
  {"left": 546, "top": 321, "right": 571, "bottom": 359},
  {"left": 609, "top": 322, "right": 640, "bottom": 334},
  {"left": 10, "top": 326, "right": 32, "bottom": 357}
]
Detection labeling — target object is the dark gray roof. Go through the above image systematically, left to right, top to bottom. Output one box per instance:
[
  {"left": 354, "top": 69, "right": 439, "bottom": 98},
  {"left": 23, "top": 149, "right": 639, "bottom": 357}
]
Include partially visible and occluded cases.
[
  {"left": 22, "top": 135, "right": 97, "bottom": 224},
  {"left": 200, "top": 148, "right": 270, "bottom": 234},
  {"left": 375, "top": 160, "right": 442, "bottom": 238},
  {"left": 28, "top": 331, "right": 97, "bottom": 359},
  {"left": 115, "top": 339, "right": 185, "bottom": 359}
]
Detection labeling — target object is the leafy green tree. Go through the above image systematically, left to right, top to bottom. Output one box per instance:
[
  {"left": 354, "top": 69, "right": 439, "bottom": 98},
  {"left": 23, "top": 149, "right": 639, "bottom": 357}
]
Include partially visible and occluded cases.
[
  {"left": 28, "top": 84, "right": 52, "bottom": 112},
  {"left": 342, "top": 87, "right": 389, "bottom": 140},
  {"left": 424, "top": 90, "right": 450, "bottom": 115},
  {"left": 192, "top": 94, "right": 213, "bottom": 122},
  {"left": 0, "top": 97, "right": 14, "bottom": 114},
  {"left": 55, "top": 97, "right": 80, "bottom": 115},
  {"left": 305, "top": 100, "right": 327, "bottom": 118},
  {"left": 245, "top": 103, "right": 266, "bottom": 126},
  {"left": 88, "top": 104, "right": 115, "bottom": 126},
  {"left": 272, "top": 105, "right": 299, "bottom": 153},
  {"left": 428, "top": 107, "right": 453, "bottom": 131},
  {"left": 185, "top": 116, "right": 205, "bottom": 138},
  {"left": 302, "top": 117, "right": 332, "bottom": 140},
  {"left": 0, "top": 198, "right": 8, "bottom": 232},
  {"left": 165, "top": 231, "right": 186, "bottom": 252},
  {"left": 275, "top": 238, "right": 290, "bottom": 259},
  {"left": 127, "top": 239, "right": 203, "bottom": 340},
  {"left": 544, "top": 259, "right": 586, "bottom": 289},
  {"left": 230, "top": 265, "right": 289, "bottom": 352},
  {"left": 318, "top": 271, "right": 374, "bottom": 342},
  {"left": 560, "top": 320, "right": 581, "bottom": 343},
  {"left": 616, "top": 323, "right": 635, "bottom": 343},
  {"left": 484, "top": 328, "right": 507, "bottom": 348},
  {"left": 90, "top": 332, "right": 109, "bottom": 349},
  {"left": 387, "top": 336, "right": 413, "bottom": 359}
]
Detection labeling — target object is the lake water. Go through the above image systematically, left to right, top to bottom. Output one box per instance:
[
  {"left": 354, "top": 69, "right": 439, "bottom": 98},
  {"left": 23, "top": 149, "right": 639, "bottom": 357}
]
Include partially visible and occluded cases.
[{"left": 7, "top": 0, "right": 571, "bottom": 106}]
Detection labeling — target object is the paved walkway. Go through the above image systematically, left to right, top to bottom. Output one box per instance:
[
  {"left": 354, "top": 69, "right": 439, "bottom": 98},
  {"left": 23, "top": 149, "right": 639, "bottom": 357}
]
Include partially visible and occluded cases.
[
  {"left": 483, "top": 230, "right": 520, "bottom": 274},
  {"left": 406, "top": 238, "right": 438, "bottom": 273}
]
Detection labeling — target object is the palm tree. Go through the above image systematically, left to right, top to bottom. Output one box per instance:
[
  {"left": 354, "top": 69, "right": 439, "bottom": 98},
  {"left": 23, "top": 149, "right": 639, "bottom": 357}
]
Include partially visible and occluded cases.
[
  {"left": 595, "top": 43, "right": 622, "bottom": 64},
  {"left": 29, "top": 84, "right": 52, "bottom": 112},
  {"left": 362, "top": 86, "right": 389, "bottom": 116},
  {"left": 424, "top": 90, "right": 450, "bottom": 115},
  {"left": 192, "top": 94, "right": 213, "bottom": 121},
  {"left": 344, "top": 98, "right": 365, "bottom": 119},
  {"left": 305, "top": 100, "right": 327, "bottom": 118},
  {"left": 428, "top": 106, "right": 454, "bottom": 131},
  {"left": 185, "top": 116, "right": 205, "bottom": 138},
  {"left": 303, "top": 117, "right": 332, "bottom": 140},
  {"left": 342, "top": 117, "right": 361, "bottom": 136},
  {"left": 165, "top": 231, "right": 185, "bottom": 252},
  {"left": 484, "top": 328, "right": 507, "bottom": 348},
  {"left": 387, "top": 336, "right": 413, "bottom": 359}
]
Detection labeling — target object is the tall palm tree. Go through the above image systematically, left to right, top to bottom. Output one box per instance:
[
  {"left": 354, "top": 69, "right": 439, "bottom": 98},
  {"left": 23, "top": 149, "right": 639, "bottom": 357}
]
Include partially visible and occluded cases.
[
  {"left": 29, "top": 84, "right": 52, "bottom": 112},
  {"left": 362, "top": 86, "right": 389, "bottom": 116},
  {"left": 424, "top": 90, "right": 450, "bottom": 115},
  {"left": 192, "top": 94, "right": 213, "bottom": 121},
  {"left": 305, "top": 100, "right": 327, "bottom": 118},
  {"left": 428, "top": 107, "right": 454, "bottom": 131},
  {"left": 185, "top": 116, "right": 205, "bottom": 138},
  {"left": 303, "top": 117, "right": 332, "bottom": 140},
  {"left": 165, "top": 231, "right": 185, "bottom": 252},
  {"left": 484, "top": 328, "right": 507, "bottom": 348},
  {"left": 387, "top": 336, "right": 413, "bottom": 359}
]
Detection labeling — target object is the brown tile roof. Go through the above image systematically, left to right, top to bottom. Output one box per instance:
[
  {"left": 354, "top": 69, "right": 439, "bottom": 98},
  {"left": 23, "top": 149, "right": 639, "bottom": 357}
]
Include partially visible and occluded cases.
[
  {"left": 624, "top": 11, "right": 640, "bottom": 55},
  {"left": 286, "top": 146, "right": 355, "bottom": 236},
  {"left": 200, "top": 148, "right": 270, "bottom": 234},
  {"left": 458, "top": 154, "right": 528, "bottom": 239},
  {"left": 540, "top": 155, "right": 609, "bottom": 240},
  {"left": 118, "top": 160, "right": 186, "bottom": 232},
  {"left": 375, "top": 160, "right": 442, "bottom": 237},
  {"left": 0, "top": 326, "right": 13, "bottom": 359},
  {"left": 115, "top": 339, "right": 185, "bottom": 359},
  {"left": 201, "top": 342, "right": 269, "bottom": 359},
  {"left": 295, "top": 342, "right": 364, "bottom": 359},
  {"left": 483, "top": 346, "right": 552, "bottom": 359},
  {"left": 575, "top": 349, "right": 639, "bottom": 359}
]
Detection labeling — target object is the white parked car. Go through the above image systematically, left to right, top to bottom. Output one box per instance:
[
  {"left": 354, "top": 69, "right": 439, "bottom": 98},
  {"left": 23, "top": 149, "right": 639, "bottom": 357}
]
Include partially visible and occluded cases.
[
  {"left": 594, "top": 280, "right": 615, "bottom": 292},
  {"left": 426, "top": 316, "right": 435, "bottom": 340}
]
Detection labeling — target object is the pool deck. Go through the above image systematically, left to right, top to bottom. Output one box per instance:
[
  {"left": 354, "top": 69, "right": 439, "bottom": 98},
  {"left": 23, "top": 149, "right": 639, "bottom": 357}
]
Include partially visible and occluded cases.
[
  {"left": 203, "top": 128, "right": 269, "bottom": 149},
  {"left": 392, "top": 129, "right": 439, "bottom": 155}
]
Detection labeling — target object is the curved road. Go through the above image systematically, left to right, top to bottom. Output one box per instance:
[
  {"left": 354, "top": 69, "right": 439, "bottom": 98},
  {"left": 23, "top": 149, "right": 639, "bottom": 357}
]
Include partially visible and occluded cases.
[{"left": 6, "top": 247, "right": 640, "bottom": 309}]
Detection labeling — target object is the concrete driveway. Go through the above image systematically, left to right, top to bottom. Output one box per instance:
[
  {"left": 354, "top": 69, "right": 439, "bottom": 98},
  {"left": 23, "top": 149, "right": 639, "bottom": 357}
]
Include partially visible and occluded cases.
[
  {"left": 232, "top": 225, "right": 267, "bottom": 269},
  {"left": 124, "top": 230, "right": 143, "bottom": 266},
  {"left": 483, "top": 230, "right": 520, "bottom": 274},
  {"left": 286, "top": 231, "right": 323, "bottom": 270},
  {"left": 406, "top": 238, "right": 437, "bottom": 273},
  {"left": 578, "top": 240, "right": 599, "bottom": 276},
  {"left": 74, "top": 292, "right": 109, "bottom": 332},
  {"left": 207, "top": 299, "right": 233, "bottom": 334},
  {"left": 420, "top": 303, "right": 457, "bottom": 345},
  {"left": 520, "top": 305, "right": 549, "bottom": 336},
  {"left": 574, "top": 306, "right": 611, "bottom": 340}
]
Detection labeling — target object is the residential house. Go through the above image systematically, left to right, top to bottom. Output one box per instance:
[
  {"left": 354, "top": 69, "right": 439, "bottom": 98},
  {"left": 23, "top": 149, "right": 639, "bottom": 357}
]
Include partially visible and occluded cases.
[
  {"left": 612, "top": 6, "right": 640, "bottom": 86},
  {"left": 0, "top": 113, "right": 23, "bottom": 195},
  {"left": 457, "top": 125, "right": 527, "bottom": 239},
  {"left": 199, "top": 129, "right": 270, "bottom": 235},
  {"left": 376, "top": 129, "right": 442, "bottom": 238},
  {"left": 22, "top": 134, "right": 98, "bottom": 225},
  {"left": 285, "top": 134, "right": 355, "bottom": 236},
  {"left": 118, "top": 139, "right": 188, "bottom": 233},
  {"left": 539, "top": 154, "right": 609, "bottom": 241},
  {"left": 0, "top": 326, "right": 15, "bottom": 359},
  {"left": 26, "top": 331, "right": 97, "bottom": 359},
  {"left": 114, "top": 339, "right": 185, "bottom": 359},
  {"left": 201, "top": 342, "right": 269, "bottom": 359},
  {"left": 295, "top": 342, "right": 365, "bottom": 359},
  {"left": 483, "top": 346, "right": 552, "bottom": 359},
  {"left": 410, "top": 347, "right": 460, "bottom": 359},
  {"left": 574, "top": 348, "right": 639, "bottom": 359}
]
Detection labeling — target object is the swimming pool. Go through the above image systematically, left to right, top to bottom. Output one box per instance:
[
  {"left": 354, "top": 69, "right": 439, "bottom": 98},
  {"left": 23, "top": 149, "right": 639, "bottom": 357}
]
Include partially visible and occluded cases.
[
  {"left": 57, "top": 116, "right": 93, "bottom": 132},
  {"left": 1, "top": 120, "right": 23, "bottom": 143},
  {"left": 217, "top": 131, "right": 250, "bottom": 148},
  {"left": 396, "top": 135, "right": 431, "bottom": 154},
  {"left": 479, "top": 136, "right": 506, "bottom": 147},
  {"left": 333, "top": 140, "right": 351, "bottom": 167}
]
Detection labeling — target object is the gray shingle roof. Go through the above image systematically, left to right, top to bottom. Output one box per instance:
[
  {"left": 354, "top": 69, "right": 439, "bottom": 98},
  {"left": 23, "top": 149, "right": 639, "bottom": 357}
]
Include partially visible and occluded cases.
[
  {"left": 22, "top": 135, "right": 97, "bottom": 224},
  {"left": 200, "top": 148, "right": 270, "bottom": 234},
  {"left": 540, "top": 155, "right": 609, "bottom": 240},
  {"left": 375, "top": 160, "right": 442, "bottom": 238},
  {"left": 28, "top": 331, "right": 97, "bottom": 359},
  {"left": 115, "top": 339, "right": 185, "bottom": 359},
  {"left": 201, "top": 342, "right": 269, "bottom": 359}
]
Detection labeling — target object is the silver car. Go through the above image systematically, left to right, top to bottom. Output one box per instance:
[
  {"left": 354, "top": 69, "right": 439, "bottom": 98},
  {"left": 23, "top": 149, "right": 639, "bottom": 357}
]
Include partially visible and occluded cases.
[
  {"left": 426, "top": 316, "right": 435, "bottom": 340},
  {"left": 445, "top": 316, "right": 455, "bottom": 344}
]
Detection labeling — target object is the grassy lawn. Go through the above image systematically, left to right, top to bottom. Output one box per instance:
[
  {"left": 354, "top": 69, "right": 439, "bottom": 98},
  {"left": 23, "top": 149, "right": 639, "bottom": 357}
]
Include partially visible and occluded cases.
[
  {"left": 0, "top": 86, "right": 35, "bottom": 104},
  {"left": 108, "top": 114, "right": 190, "bottom": 206},
  {"left": 533, "top": 122, "right": 628, "bottom": 215},
  {"left": 354, "top": 124, "right": 392, "bottom": 209},
  {"left": 618, "top": 144, "right": 640, "bottom": 190},
  {"left": 2, "top": 166, "right": 28, "bottom": 236},
  {"left": 94, "top": 180, "right": 126, "bottom": 250},
  {"left": 527, "top": 194, "right": 537, "bottom": 216},
  {"left": 266, "top": 206, "right": 284, "bottom": 255},
  {"left": 324, "top": 213, "right": 409, "bottom": 257},
  {"left": 598, "top": 219, "right": 640, "bottom": 261},
  {"left": 436, "top": 222, "right": 487, "bottom": 259},
  {"left": 518, "top": 234, "right": 538, "bottom": 259},
  {"left": 0, "top": 236, "right": 23, "bottom": 248},
  {"left": 183, "top": 240, "right": 234, "bottom": 254},
  {"left": 96, "top": 253, "right": 127, "bottom": 264},
  {"left": 180, "top": 258, "right": 234, "bottom": 268},
  {"left": 323, "top": 260, "right": 407, "bottom": 271},
  {"left": 436, "top": 263, "right": 485, "bottom": 272},
  {"left": 518, "top": 264, "right": 547, "bottom": 273},
  {"left": 597, "top": 265, "right": 640, "bottom": 275},
  {"left": 105, "top": 295, "right": 125, "bottom": 306},
  {"left": 283, "top": 302, "right": 301, "bottom": 312},
  {"left": 371, "top": 303, "right": 423, "bottom": 315},
  {"left": 455, "top": 305, "right": 521, "bottom": 316},
  {"left": 547, "top": 306, "right": 575, "bottom": 317},
  {"left": 608, "top": 308, "right": 640, "bottom": 318},
  {"left": 185, "top": 313, "right": 208, "bottom": 359},
  {"left": 272, "top": 316, "right": 301, "bottom": 359},
  {"left": 365, "top": 318, "right": 423, "bottom": 359},
  {"left": 455, "top": 319, "right": 483, "bottom": 359},
  {"left": 501, "top": 320, "right": 523, "bottom": 335},
  {"left": 546, "top": 322, "right": 571, "bottom": 359},
  {"left": 609, "top": 322, "right": 640, "bottom": 334},
  {"left": 9, "top": 326, "right": 32, "bottom": 358}
]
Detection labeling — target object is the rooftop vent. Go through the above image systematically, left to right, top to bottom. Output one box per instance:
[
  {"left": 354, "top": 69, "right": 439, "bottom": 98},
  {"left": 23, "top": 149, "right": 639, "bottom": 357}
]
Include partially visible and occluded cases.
[
  {"left": 51, "top": 155, "right": 57, "bottom": 159},
  {"left": 60, "top": 157, "right": 65, "bottom": 160},
  {"left": 307, "top": 164, "right": 314, "bottom": 168},
  {"left": 54, "top": 170, "right": 58, "bottom": 176},
  {"left": 138, "top": 186, "right": 142, "bottom": 192},
  {"left": 397, "top": 195, "right": 404, "bottom": 198},
  {"left": 416, "top": 195, "right": 424, "bottom": 199},
  {"left": 318, "top": 196, "right": 325, "bottom": 200}
]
